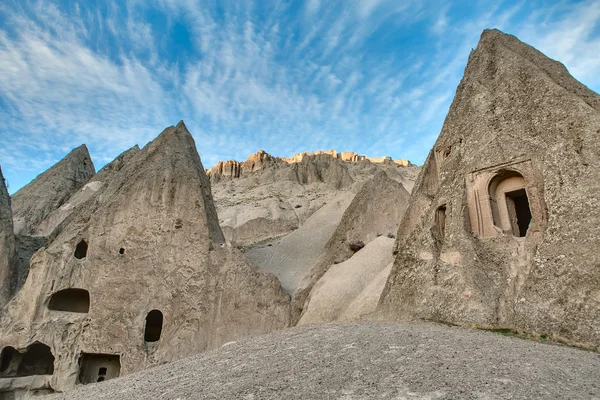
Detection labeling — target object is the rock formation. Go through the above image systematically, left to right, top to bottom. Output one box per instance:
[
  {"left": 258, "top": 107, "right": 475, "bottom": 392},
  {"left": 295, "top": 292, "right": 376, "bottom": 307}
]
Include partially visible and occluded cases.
[
  {"left": 7, "top": 25, "right": 597, "bottom": 397},
  {"left": 378, "top": 29, "right": 600, "bottom": 347},
  {"left": 0, "top": 122, "right": 289, "bottom": 395},
  {"left": 11, "top": 145, "right": 95, "bottom": 236},
  {"left": 33, "top": 146, "right": 141, "bottom": 238},
  {"left": 208, "top": 149, "right": 411, "bottom": 183},
  {"left": 211, "top": 149, "right": 419, "bottom": 246},
  {"left": 207, "top": 150, "right": 284, "bottom": 183},
  {"left": 0, "top": 167, "right": 15, "bottom": 307},
  {"left": 296, "top": 171, "right": 411, "bottom": 324},
  {"left": 246, "top": 190, "right": 355, "bottom": 294}
]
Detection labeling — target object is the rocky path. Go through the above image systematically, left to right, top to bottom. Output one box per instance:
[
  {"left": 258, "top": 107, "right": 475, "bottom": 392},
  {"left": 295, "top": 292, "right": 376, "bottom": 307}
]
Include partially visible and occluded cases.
[{"left": 53, "top": 322, "right": 600, "bottom": 399}]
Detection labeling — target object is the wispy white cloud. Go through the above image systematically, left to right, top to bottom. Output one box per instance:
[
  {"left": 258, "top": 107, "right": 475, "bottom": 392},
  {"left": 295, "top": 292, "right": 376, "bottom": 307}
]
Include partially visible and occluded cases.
[
  {"left": 0, "top": 0, "right": 599, "bottom": 192},
  {"left": 516, "top": 0, "right": 600, "bottom": 87}
]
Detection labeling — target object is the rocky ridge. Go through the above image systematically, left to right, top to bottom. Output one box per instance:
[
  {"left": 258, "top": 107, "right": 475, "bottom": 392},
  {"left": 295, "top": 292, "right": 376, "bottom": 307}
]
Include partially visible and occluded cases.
[
  {"left": 207, "top": 149, "right": 411, "bottom": 183},
  {"left": 210, "top": 150, "right": 418, "bottom": 246}
]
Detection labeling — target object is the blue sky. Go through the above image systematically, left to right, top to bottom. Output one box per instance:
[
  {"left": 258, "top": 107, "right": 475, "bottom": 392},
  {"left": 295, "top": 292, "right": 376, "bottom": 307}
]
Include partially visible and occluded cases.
[{"left": 1, "top": 0, "right": 599, "bottom": 192}]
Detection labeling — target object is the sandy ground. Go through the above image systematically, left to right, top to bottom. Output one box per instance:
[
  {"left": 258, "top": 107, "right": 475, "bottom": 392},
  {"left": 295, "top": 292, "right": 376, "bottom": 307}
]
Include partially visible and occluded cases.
[
  {"left": 245, "top": 191, "right": 353, "bottom": 293},
  {"left": 299, "top": 236, "right": 395, "bottom": 324},
  {"left": 52, "top": 322, "right": 600, "bottom": 400}
]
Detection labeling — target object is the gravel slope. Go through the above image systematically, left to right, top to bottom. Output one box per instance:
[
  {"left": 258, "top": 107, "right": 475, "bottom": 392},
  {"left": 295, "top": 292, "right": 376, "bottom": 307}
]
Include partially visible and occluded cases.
[{"left": 53, "top": 322, "right": 600, "bottom": 400}]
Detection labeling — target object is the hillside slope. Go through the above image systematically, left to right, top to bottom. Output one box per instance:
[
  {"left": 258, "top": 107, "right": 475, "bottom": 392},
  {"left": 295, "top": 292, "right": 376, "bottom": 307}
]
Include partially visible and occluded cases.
[{"left": 52, "top": 322, "right": 600, "bottom": 399}]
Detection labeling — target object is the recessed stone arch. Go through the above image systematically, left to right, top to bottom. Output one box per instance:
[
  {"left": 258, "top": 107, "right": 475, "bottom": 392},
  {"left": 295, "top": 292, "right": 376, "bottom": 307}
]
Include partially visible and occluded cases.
[
  {"left": 466, "top": 159, "right": 543, "bottom": 239},
  {"left": 488, "top": 171, "right": 532, "bottom": 237}
]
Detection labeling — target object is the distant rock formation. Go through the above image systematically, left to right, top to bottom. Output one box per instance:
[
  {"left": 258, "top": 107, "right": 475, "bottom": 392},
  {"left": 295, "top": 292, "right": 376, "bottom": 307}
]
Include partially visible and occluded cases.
[
  {"left": 378, "top": 29, "right": 600, "bottom": 348},
  {"left": 0, "top": 122, "right": 289, "bottom": 395},
  {"left": 11, "top": 145, "right": 95, "bottom": 236},
  {"left": 208, "top": 149, "right": 410, "bottom": 183},
  {"left": 211, "top": 149, "right": 418, "bottom": 246},
  {"left": 208, "top": 150, "right": 284, "bottom": 183},
  {"left": 281, "top": 150, "right": 408, "bottom": 165}
]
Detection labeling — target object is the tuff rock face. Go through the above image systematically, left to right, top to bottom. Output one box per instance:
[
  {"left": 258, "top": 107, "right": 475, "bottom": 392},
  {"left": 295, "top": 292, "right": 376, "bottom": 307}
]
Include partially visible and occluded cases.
[
  {"left": 378, "top": 29, "right": 600, "bottom": 347},
  {"left": 0, "top": 122, "right": 289, "bottom": 394},
  {"left": 11, "top": 145, "right": 96, "bottom": 236},
  {"left": 0, "top": 167, "right": 15, "bottom": 307}
]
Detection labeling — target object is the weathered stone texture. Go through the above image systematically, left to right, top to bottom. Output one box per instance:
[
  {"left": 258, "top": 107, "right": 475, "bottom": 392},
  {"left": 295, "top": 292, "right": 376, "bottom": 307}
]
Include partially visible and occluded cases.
[
  {"left": 378, "top": 29, "right": 600, "bottom": 347},
  {"left": 0, "top": 122, "right": 289, "bottom": 393},
  {"left": 12, "top": 145, "right": 96, "bottom": 236},
  {"left": 33, "top": 146, "right": 141, "bottom": 238},
  {"left": 0, "top": 166, "right": 15, "bottom": 307},
  {"left": 10, "top": 235, "right": 47, "bottom": 298}
]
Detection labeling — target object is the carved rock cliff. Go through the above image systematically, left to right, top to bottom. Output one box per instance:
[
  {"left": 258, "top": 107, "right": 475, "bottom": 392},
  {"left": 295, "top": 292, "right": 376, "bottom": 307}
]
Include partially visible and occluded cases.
[
  {"left": 378, "top": 29, "right": 600, "bottom": 348},
  {"left": 0, "top": 122, "right": 289, "bottom": 394}
]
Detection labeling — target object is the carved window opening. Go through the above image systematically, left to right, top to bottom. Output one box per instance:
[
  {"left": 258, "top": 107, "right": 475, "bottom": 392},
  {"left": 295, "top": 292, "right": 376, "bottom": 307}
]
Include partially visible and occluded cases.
[
  {"left": 489, "top": 172, "right": 532, "bottom": 237},
  {"left": 505, "top": 189, "right": 532, "bottom": 237},
  {"left": 435, "top": 205, "right": 447, "bottom": 242},
  {"left": 74, "top": 240, "right": 88, "bottom": 259},
  {"left": 119, "top": 248, "right": 125, "bottom": 255},
  {"left": 48, "top": 288, "right": 90, "bottom": 313},
  {"left": 144, "top": 310, "right": 163, "bottom": 342},
  {"left": 0, "top": 343, "right": 54, "bottom": 377},
  {"left": 78, "top": 354, "right": 120, "bottom": 385}
]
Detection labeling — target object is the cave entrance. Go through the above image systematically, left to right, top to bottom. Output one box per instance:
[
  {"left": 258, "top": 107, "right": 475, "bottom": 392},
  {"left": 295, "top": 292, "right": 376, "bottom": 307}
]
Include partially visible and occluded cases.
[
  {"left": 505, "top": 189, "right": 532, "bottom": 237},
  {"left": 434, "top": 205, "right": 447, "bottom": 242},
  {"left": 74, "top": 240, "right": 88, "bottom": 259},
  {"left": 48, "top": 288, "right": 90, "bottom": 313},
  {"left": 144, "top": 310, "right": 163, "bottom": 343},
  {"left": 0, "top": 343, "right": 54, "bottom": 378},
  {"left": 78, "top": 354, "right": 120, "bottom": 384}
]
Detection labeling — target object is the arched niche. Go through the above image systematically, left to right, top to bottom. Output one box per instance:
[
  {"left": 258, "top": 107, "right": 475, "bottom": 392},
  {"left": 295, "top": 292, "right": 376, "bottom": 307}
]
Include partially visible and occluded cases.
[{"left": 488, "top": 171, "right": 532, "bottom": 237}]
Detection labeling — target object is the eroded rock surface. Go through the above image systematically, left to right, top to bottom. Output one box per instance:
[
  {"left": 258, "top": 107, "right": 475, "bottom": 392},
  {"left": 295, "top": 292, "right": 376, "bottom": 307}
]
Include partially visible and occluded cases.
[
  {"left": 378, "top": 29, "right": 600, "bottom": 348},
  {"left": 12, "top": 145, "right": 96, "bottom": 236},
  {"left": 298, "top": 236, "right": 395, "bottom": 325}
]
